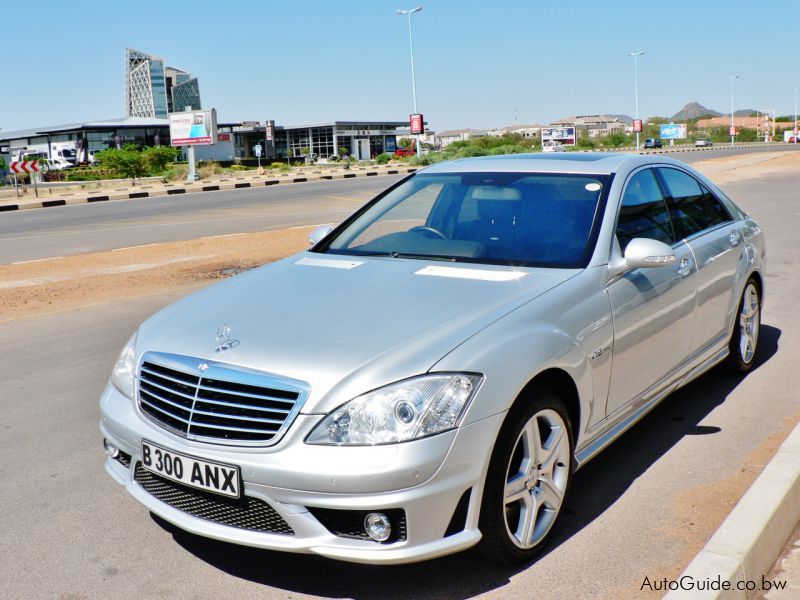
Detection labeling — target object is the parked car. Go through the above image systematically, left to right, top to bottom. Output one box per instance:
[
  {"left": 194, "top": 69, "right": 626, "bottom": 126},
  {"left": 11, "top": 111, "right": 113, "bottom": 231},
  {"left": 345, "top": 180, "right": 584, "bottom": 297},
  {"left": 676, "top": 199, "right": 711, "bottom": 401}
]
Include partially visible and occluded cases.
[
  {"left": 644, "top": 138, "right": 662, "bottom": 149},
  {"left": 695, "top": 138, "right": 713, "bottom": 147},
  {"left": 542, "top": 140, "right": 566, "bottom": 152},
  {"left": 394, "top": 147, "right": 415, "bottom": 157},
  {"left": 101, "top": 153, "right": 764, "bottom": 565}
]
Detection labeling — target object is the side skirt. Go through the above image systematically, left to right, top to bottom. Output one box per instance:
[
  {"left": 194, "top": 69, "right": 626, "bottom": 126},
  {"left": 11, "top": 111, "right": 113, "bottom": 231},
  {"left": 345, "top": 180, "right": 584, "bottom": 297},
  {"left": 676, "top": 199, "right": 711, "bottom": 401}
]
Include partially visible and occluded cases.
[{"left": 573, "top": 345, "right": 729, "bottom": 468}]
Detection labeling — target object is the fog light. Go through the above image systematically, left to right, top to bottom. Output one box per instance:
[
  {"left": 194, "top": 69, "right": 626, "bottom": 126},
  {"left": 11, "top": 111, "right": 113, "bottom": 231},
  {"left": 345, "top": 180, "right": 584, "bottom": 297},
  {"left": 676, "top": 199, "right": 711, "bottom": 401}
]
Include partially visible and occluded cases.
[
  {"left": 103, "top": 439, "right": 119, "bottom": 459},
  {"left": 364, "top": 512, "right": 392, "bottom": 542}
]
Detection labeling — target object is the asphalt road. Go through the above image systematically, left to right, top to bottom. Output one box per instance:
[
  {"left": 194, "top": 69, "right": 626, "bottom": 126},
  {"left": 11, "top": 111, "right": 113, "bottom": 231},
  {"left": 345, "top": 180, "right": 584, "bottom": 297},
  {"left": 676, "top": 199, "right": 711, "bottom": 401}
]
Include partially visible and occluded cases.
[
  {"left": 2, "top": 144, "right": 798, "bottom": 265},
  {"left": 1, "top": 166, "right": 798, "bottom": 598}
]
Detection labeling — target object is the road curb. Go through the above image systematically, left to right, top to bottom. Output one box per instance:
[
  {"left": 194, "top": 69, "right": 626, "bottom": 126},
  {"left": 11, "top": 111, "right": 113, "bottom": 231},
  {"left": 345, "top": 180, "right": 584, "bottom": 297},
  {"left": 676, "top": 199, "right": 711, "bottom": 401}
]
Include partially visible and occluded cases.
[
  {"left": 0, "top": 167, "right": 418, "bottom": 212},
  {"left": 664, "top": 422, "right": 800, "bottom": 599}
]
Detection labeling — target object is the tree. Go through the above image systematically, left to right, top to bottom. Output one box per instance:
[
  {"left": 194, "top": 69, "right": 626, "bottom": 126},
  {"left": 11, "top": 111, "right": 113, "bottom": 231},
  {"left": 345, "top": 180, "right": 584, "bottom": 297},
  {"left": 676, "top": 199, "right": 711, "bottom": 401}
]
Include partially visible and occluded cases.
[{"left": 398, "top": 137, "right": 413, "bottom": 149}]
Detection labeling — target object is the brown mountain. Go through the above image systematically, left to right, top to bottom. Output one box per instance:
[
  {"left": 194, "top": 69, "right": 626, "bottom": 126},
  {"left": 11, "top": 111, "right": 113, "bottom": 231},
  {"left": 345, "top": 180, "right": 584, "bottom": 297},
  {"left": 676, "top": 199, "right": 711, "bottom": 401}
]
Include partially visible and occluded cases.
[{"left": 671, "top": 102, "right": 722, "bottom": 120}]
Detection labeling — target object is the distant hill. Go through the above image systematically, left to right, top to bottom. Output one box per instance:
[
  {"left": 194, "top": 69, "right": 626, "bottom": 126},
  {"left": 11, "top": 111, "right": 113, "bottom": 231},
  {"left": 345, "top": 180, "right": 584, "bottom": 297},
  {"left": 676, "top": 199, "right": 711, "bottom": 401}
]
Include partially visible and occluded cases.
[
  {"left": 671, "top": 102, "right": 721, "bottom": 120},
  {"left": 734, "top": 109, "right": 757, "bottom": 117}
]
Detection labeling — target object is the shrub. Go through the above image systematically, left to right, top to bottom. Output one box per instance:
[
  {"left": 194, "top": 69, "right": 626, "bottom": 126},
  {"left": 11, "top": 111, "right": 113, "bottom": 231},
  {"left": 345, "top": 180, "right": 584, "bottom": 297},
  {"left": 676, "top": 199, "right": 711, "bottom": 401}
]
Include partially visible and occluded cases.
[
  {"left": 143, "top": 146, "right": 179, "bottom": 173},
  {"left": 95, "top": 147, "right": 149, "bottom": 182},
  {"left": 375, "top": 153, "right": 392, "bottom": 165},
  {"left": 197, "top": 160, "right": 222, "bottom": 179},
  {"left": 164, "top": 164, "right": 189, "bottom": 181},
  {"left": 228, "top": 164, "right": 247, "bottom": 171}
]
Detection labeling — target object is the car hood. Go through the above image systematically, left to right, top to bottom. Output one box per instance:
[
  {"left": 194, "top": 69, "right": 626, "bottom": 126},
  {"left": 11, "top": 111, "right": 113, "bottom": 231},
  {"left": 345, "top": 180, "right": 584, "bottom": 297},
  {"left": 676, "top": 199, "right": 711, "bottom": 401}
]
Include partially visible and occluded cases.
[{"left": 137, "top": 252, "right": 577, "bottom": 413}]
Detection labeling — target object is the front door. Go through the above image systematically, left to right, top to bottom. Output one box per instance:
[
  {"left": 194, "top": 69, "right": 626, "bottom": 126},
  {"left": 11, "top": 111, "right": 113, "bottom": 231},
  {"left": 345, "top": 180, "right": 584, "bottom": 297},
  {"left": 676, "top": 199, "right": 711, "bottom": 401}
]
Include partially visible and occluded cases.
[
  {"left": 357, "top": 138, "right": 370, "bottom": 160},
  {"left": 605, "top": 168, "right": 698, "bottom": 418}
]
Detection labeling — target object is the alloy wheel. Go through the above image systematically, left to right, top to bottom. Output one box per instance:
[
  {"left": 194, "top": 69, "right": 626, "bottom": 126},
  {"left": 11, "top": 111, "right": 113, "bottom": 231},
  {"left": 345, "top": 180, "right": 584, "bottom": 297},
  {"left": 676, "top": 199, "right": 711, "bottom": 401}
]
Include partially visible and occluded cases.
[
  {"left": 739, "top": 282, "right": 760, "bottom": 364},
  {"left": 502, "top": 408, "right": 570, "bottom": 549}
]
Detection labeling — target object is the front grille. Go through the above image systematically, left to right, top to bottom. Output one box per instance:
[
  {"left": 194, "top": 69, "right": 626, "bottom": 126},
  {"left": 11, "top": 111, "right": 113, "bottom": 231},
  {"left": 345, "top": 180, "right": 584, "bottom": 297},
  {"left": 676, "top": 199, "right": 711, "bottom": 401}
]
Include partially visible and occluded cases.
[
  {"left": 137, "top": 352, "right": 307, "bottom": 446},
  {"left": 134, "top": 462, "right": 294, "bottom": 535},
  {"left": 308, "top": 507, "right": 407, "bottom": 544}
]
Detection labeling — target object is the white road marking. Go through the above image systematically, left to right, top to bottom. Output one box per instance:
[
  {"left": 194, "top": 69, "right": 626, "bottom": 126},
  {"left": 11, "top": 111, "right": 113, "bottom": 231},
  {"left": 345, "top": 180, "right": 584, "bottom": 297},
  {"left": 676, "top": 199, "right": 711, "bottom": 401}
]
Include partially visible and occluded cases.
[{"left": 11, "top": 256, "right": 64, "bottom": 265}]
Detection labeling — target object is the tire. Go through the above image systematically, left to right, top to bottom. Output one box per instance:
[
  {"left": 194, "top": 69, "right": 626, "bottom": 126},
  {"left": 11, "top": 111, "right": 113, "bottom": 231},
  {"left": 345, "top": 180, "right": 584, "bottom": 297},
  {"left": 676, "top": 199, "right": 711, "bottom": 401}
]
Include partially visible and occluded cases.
[
  {"left": 726, "top": 278, "right": 761, "bottom": 373},
  {"left": 478, "top": 389, "right": 573, "bottom": 564}
]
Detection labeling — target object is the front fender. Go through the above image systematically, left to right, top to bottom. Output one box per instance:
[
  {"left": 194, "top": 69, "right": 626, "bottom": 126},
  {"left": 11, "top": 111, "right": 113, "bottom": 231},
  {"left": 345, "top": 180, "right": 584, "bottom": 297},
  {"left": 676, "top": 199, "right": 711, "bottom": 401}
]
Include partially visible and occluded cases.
[{"left": 431, "top": 267, "right": 613, "bottom": 448}]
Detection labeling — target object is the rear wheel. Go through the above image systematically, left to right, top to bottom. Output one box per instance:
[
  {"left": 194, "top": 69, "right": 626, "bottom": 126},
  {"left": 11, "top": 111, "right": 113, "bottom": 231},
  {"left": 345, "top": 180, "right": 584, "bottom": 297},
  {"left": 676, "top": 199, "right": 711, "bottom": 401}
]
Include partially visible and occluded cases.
[
  {"left": 726, "top": 278, "right": 761, "bottom": 373},
  {"left": 478, "top": 391, "right": 572, "bottom": 563}
]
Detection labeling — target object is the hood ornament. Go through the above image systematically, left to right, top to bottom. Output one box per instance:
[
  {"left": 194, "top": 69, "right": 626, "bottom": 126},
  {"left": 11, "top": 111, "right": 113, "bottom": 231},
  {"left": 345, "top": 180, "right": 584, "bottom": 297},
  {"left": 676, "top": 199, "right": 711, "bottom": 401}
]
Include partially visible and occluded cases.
[{"left": 215, "top": 324, "right": 240, "bottom": 353}]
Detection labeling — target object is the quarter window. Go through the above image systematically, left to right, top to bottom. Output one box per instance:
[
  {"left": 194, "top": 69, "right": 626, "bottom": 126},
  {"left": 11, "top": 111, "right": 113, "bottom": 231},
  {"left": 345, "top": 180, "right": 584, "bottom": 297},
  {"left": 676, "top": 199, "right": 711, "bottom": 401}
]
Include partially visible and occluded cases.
[
  {"left": 658, "top": 168, "right": 732, "bottom": 237},
  {"left": 616, "top": 169, "right": 676, "bottom": 252}
]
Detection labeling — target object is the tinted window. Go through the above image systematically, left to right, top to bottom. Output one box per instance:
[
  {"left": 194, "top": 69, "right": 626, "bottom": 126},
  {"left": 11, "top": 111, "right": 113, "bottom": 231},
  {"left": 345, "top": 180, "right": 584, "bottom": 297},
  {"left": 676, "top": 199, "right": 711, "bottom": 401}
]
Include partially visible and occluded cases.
[
  {"left": 658, "top": 168, "right": 732, "bottom": 237},
  {"left": 616, "top": 169, "right": 676, "bottom": 252},
  {"left": 322, "top": 172, "right": 609, "bottom": 268}
]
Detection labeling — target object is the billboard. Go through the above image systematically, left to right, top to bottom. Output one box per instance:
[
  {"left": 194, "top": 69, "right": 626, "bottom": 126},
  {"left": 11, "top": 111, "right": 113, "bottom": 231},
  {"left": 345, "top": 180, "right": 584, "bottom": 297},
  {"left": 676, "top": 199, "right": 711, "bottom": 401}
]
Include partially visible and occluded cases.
[
  {"left": 170, "top": 109, "right": 218, "bottom": 146},
  {"left": 410, "top": 114, "right": 424, "bottom": 134},
  {"left": 633, "top": 119, "right": 643, "bottom": 133},
  {"left": 659, "top": 123, "right": 687, "bottom": 140},
  {"left": 541, "top": 127, "right": 576, "bottom": 146}
]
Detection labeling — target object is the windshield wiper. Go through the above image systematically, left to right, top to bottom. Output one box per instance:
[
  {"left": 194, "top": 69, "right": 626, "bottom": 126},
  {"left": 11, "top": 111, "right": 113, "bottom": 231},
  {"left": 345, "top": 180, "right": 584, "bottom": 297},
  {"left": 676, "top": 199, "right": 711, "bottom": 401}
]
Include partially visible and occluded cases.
[{"left": 390, "top": 252, "right": 459, "bottom": 262}]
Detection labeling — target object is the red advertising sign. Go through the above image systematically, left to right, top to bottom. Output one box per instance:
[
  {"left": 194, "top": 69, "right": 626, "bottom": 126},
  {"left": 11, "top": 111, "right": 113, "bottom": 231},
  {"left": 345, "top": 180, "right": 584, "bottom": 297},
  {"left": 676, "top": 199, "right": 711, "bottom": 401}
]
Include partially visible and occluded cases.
[
  {"left": 410, "top": 113, "right": 424, "bottom": 134},
  {"left": 633, "top": 119, "right": 643, "bottom": 133},
  {"left": 729, "top": 126, "right": 737, "bottom": 136},
  {"left": 217, "top": 133, "right": 231, "bottom": 142}
]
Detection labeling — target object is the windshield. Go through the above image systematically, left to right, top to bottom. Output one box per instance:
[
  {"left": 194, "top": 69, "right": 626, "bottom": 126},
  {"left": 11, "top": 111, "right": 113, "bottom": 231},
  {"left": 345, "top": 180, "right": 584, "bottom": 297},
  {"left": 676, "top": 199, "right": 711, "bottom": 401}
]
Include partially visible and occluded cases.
[{"left": 319, "top": 171, "right": 610, "bottom": 268}]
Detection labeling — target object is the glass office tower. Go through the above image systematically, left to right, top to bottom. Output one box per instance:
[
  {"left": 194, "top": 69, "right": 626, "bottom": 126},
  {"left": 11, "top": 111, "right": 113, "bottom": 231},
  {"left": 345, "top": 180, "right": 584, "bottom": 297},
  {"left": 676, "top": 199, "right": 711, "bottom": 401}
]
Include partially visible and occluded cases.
[{"left": 125, "top": 49, "right": 201, "bottom": 118}]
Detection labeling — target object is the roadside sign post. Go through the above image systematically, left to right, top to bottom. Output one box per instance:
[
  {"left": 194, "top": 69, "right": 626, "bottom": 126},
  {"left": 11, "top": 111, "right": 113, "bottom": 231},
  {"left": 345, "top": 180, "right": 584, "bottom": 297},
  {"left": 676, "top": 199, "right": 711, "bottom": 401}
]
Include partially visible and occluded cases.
[
  {"left": 169, "top": 107, "right": 218, "bottom": 183},
  {"left": 660, "top": 123, "right": 687, "bottom": 149},
  {"left": 254, "top": 143, "right": 262, "bottom": 170},
  {"left": 187, "top": 146, "right": 196, "bottom": 183},
  {"left": 10, "top": 160, "right": 39, "bottom": 198}
]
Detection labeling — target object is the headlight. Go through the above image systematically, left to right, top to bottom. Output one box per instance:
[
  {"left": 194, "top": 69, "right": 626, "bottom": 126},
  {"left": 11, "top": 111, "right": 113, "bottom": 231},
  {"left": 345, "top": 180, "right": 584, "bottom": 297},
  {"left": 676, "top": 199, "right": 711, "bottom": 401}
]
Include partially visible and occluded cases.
[
  {"left": 110, "top": 331, "right": 138, "bottom": 399},
  {"left": 306, "top": 373, "right": 482, "bottom": 446}
]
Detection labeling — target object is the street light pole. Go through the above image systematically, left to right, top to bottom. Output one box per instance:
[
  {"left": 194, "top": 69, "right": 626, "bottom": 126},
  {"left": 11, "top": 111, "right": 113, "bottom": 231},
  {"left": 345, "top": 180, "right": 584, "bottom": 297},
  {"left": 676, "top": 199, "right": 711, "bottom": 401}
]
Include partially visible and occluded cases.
[
  {"left": 397, "top": 6, "right": 423, "bottom": 158},
  {"left": 627, "top": 51, "right": 645, "bottom": 151},
  {"left": 726, "top": 75, "right": 739, "bottom": 148},
  {"left": 794, "top": 87, "right": 799, "bottom": 144}
]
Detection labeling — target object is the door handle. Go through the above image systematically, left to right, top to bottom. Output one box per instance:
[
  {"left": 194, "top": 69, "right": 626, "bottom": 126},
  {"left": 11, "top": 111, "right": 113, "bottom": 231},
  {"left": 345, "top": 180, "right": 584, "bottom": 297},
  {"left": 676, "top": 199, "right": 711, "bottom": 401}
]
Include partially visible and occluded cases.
[
  {"left": 729, "top": 230, "right": 741, "bottom": 247},
  {"left": 677, "top": 257, "right": 693, "bottom": 277}
]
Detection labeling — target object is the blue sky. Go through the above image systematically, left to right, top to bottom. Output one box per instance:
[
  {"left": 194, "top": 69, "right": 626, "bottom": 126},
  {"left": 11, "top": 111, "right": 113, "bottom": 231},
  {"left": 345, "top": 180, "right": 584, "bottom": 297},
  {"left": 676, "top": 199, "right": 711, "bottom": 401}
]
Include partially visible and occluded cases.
[{"left": 2, "top": 0, "right": 795, "bottom": 132}]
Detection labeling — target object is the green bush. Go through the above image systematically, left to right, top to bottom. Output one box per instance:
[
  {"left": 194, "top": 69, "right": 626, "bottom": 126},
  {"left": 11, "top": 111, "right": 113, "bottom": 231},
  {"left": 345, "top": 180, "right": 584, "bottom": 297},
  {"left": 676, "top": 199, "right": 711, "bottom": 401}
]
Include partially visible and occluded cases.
[
  {"left": 600, "top": 132, "right": 630, "bottom": 147},
  {"left": 143, "top": 146, "right": 179, "bottom": 173},
  {"left": 95, "top": 147, "right": 149, "bottom": 182},
  {"left": 375, "top": 153, "right": 392, "bottom": 164},
  {"left": 228, "top": 164, "right": 247, "bottom": 171}
]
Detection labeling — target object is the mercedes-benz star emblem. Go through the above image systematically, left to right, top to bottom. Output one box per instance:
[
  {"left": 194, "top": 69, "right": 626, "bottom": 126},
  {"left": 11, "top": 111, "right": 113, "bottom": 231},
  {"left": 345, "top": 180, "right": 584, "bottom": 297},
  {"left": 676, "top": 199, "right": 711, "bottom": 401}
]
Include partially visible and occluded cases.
[{"left": 215, "top": 324, "right": 240, "bottom": 352}]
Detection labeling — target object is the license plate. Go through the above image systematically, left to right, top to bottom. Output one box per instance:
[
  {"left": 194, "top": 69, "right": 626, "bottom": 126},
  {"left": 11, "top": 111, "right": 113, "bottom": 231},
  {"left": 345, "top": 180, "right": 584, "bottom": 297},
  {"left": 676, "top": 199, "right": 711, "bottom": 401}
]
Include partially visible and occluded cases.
[{"left": 141, "top": 440, "right": 241, "bottom": 498}]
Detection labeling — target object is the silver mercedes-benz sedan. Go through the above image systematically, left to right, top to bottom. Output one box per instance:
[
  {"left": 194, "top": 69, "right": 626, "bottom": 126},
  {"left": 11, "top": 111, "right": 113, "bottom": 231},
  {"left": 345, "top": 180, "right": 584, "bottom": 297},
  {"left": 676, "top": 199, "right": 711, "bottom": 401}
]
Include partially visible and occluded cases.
[{"left": 100, "top": 153, "right": 765, "bottom": 565}]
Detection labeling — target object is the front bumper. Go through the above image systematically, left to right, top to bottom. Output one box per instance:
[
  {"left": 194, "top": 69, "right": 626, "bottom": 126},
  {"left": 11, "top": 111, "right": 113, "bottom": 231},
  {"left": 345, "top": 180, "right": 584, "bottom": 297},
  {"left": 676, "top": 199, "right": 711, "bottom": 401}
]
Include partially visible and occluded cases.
[{"left": 99, "top": 382, "right": 504, "bottom": 564}]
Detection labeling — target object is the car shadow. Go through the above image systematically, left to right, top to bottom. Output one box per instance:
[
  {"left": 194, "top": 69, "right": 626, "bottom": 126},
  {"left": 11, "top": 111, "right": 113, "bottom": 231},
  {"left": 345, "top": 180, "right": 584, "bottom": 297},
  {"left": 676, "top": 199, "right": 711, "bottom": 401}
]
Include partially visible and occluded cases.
[{"left": 150, "top": 325, "right": 780, "bottom": 599}]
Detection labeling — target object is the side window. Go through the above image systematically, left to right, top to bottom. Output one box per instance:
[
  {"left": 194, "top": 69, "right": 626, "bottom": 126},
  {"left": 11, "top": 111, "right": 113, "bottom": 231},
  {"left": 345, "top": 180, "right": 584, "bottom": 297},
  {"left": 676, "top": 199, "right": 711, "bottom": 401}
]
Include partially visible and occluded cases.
[
  {"left": 658, "top": 168, "right": 732, "bottom": 237},
  {"left": 616, "top": 169, "right": 676, "bottom": 252}
]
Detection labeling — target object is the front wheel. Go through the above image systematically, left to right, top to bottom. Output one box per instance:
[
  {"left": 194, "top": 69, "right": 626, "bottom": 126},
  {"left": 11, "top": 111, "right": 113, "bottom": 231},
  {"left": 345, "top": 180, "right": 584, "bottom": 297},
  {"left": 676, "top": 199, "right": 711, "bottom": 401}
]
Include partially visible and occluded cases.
[
  {"left": 726, "top": 278, "right": 761, "bottom": 373},
  {"left": 478, "top": 391, "right": 573, "bottom": 564}
]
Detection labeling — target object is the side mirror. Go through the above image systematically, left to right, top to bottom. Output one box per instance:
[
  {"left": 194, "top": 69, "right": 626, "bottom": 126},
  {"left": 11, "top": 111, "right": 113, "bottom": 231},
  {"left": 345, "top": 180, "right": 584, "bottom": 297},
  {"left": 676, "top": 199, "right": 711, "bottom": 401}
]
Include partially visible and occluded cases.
[
  {"left": 308, "top": 224, "right": 334, "bottom": 246},
  {"left": 623, "top": 238, "right": 676, "bottom": 269}
]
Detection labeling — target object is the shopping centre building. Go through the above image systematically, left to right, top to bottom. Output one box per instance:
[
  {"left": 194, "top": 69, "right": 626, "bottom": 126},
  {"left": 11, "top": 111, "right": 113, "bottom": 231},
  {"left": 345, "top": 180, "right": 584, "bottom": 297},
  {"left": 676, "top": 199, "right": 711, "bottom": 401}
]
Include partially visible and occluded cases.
[{"left": 0, "top": 118, "right": 408, "bottom": 164}]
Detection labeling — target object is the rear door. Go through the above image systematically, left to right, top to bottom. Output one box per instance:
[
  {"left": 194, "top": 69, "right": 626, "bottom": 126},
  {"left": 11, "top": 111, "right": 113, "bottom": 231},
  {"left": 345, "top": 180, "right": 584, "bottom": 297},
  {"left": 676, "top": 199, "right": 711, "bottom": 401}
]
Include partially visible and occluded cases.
[
  {"left": 657, "top": 167, "right": 742, "bottom": 357},
  {"left": 606, "top": 168, "right": 698, "bottom": 418}
]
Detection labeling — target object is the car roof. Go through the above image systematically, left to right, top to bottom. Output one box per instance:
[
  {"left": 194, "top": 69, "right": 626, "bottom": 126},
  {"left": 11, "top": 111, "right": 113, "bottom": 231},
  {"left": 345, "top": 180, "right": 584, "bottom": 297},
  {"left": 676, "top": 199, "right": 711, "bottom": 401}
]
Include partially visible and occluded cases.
[{"left": 420, "top": 152, "right": 684, "bottom": 175}]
